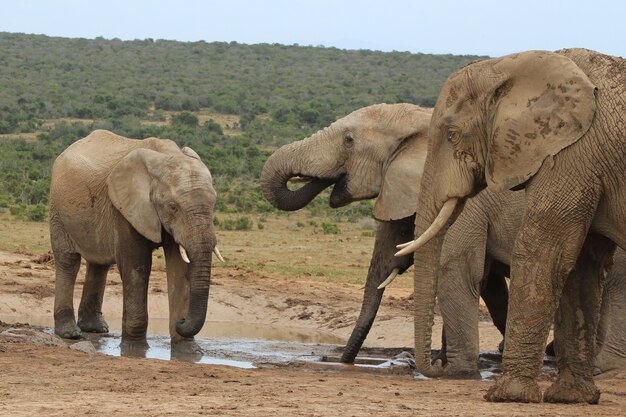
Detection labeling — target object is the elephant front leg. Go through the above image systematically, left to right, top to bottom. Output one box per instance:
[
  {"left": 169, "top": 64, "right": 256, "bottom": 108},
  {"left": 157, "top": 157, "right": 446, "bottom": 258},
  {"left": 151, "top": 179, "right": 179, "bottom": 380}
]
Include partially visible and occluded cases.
[
  {"left": 486, "top": 205, "right": 594, "bottom": 403},
  {"left": 116, "top": 216, "right": 153, "bottom": 342},
  {"left": 544, "top": 234, "right": 614, "bottom": 403},
  {"left": 53, "top": 251, "right": 82, "bottom": 339},
  {"left": 77, "top": 262, "right": 110, "bottom": 333}
]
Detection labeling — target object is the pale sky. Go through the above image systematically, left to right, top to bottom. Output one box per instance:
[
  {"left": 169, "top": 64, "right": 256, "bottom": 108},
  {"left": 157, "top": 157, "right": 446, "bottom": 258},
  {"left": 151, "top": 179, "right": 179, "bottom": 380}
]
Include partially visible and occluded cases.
[{"left": 2, "top": 0, "right": 625, "bottom": 57}]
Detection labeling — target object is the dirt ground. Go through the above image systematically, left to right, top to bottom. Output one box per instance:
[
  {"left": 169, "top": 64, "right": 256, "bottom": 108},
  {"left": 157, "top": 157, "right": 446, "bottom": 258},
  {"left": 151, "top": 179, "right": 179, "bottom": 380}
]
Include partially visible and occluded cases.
[{"left": 1, "top": 249, "right": 625, "bottom": 416}]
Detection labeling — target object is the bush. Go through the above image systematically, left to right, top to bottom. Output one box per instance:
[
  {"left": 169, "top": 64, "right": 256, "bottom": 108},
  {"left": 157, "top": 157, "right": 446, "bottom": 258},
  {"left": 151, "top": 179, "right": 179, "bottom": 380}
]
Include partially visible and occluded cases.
[
  {"left": 25, "top": 204, "right": 48, "bottom": 221},
  {"left": 321, "top": 222, "right": 340, "bottom": 235}
]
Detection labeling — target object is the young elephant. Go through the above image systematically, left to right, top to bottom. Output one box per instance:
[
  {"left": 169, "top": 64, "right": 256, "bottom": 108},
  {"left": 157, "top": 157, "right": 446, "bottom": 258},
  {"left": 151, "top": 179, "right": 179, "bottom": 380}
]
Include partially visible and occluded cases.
[{"left": 50, "top": 130, "right": 221, "bottom": 342}]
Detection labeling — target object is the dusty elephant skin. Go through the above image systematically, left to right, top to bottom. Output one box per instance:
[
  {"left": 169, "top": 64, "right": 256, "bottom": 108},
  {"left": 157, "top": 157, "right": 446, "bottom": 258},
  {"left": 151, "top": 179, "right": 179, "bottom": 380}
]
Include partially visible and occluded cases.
[
  {"left": 399, "top": 48, "right": 626, "bottom": 403},
  {"left": 261, "top": 104, "right": 514, "bottom": 365},
  {"left": 261, "top": 104, "right": 431, "bottom": 362},
  {"left": 49, "top": 130, "right": 218, "bottom": 343}
]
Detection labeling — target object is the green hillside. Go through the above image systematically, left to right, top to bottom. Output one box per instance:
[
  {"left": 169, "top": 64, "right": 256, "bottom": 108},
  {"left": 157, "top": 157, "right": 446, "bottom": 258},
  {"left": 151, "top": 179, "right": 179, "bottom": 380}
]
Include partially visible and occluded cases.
[{"left": 0, "top": 32, "right": 484, "bottom": 222}]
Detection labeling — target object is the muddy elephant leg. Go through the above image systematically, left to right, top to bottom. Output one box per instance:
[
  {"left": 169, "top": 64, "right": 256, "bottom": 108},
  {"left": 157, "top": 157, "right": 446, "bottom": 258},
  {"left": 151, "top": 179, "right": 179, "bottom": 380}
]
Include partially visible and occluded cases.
[
  {"left": 485, "top": 194, "right": 596, "bottom": 403},
  {"left": 115, "top": 215, "right": 153, "bottom": 342},
  {"left": 544, "top": 234, "right": 614, "bottom": 403},
  {"left": 53, "top": 251, "right": 82, "bottom": 339},
  {"left": 595, "top": 251, "right": 626, "bottom": 373},
  {"left": 481, "top": 262, "right": 509, "bottom": 338},
  {"left": 77, "top": 263, "right": 110, "bottom": 333}
]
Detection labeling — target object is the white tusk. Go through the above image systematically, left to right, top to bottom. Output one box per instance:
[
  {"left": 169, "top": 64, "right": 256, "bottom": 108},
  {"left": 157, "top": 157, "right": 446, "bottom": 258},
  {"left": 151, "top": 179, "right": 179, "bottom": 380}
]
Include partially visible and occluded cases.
[
  {"left": 395, "top": 198, "right": 458, "bottom": 257},
  {"left": 179, "top": 245, "right": 190, "bottom": 264},
  {"left": 213, "top": 246, "right": 225, "bottom": 262},
  {"left": 378, "top": 268, "right": 400, "bottom": 289}
]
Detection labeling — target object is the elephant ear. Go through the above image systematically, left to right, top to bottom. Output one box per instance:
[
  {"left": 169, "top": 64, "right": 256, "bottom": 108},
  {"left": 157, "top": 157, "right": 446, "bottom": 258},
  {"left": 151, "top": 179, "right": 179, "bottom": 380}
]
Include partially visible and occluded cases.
[
  {"left": 487, "top": 51, "right": 597, "bottom": 191},
  {"left": 373, "top": 133, "right": 428, "bottom": 221},
  {"left": 182, "top": 146, "right": 201, "bottom": 160},
  {"left": 107, "top": 148, "right": 164, "bottom": 243}
]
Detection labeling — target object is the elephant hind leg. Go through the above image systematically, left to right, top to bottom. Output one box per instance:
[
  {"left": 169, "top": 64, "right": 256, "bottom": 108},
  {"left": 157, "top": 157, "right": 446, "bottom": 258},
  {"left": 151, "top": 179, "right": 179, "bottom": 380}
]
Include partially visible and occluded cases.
[
  {"left": 53, "top": 250, "right": 82, "bottom": 339},
  {"left": 77, "top": 263, "right": 110, "bottom": 333}
]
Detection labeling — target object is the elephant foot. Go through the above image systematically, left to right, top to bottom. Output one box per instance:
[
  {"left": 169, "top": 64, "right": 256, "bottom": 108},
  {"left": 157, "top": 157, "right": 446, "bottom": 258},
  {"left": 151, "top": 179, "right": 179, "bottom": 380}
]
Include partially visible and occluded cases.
[
  {"left": 54, "top": 311, "right": 82, "bottom": 340},
  {"left": 77, "top": 312, "right": 109, "bottom": 333},
  {"left": 120, "top": 338, "right": 150, "bottom": 358},
  {"left": 439, "top": 356, "right": 480, "bottom": 379},
  {"left": 544, "top": 373, "right": 600, "bottom": 404},
  {"left": 484, "top": 375, "right": 542, "bottom": 403}
]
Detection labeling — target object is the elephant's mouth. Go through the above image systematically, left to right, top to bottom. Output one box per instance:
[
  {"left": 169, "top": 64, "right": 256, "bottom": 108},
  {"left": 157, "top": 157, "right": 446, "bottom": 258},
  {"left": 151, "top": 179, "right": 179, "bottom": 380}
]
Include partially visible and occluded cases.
[{"left": 287, "top": 174, "right": 352, "bottom": 208}]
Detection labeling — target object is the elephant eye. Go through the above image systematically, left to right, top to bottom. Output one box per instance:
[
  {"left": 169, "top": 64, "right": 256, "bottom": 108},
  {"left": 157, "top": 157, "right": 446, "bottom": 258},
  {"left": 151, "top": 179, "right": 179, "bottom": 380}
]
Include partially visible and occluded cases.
[
  {"left": 344, "top": 132, "right": 354, "bottom": 146},
  {"left": 168, "top": 202, "right": 178, "bottom": 213}
]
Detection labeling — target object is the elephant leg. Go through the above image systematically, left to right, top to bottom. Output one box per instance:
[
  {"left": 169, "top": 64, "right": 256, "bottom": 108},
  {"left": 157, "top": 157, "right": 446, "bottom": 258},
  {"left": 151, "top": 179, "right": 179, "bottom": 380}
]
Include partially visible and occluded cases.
[
  {"left": 485, "top": 193, "right": 596, "bottom": 403},
  {"left": 115, "top": 215, "right": 153, "bottom": 342},
  {"left": 162, "top": 232, "right": 191, "bottom": 342},
  {"left": 544, "top": 234, "right": 614, "bottom": 403},
  {"left": 53, "top": 251, "right": 82, "bottom": 339},
  {"left": 594, "top": 251, "right": 626, "bottom": 373},
  {"left": 438, "top": 254, "right": 483, "bottom": 378},
  {"left": 481, "top": 261, "right": 509, "bottom": 339},
  {"left": 77, "top": 263, "right": 110, "bottom": 333}
]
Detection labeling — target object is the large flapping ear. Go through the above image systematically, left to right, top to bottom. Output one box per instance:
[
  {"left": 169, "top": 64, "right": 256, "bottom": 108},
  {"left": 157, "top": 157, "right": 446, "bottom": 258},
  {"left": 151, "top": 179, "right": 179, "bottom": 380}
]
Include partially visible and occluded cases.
[
  {"left": 487, "top": 50, "right": 597, "bottom": 191},
  {"left": 373, "top": 133, "right": 428, "bottom": 221},
  {"left": 181, "top": 146, "right": 201, "bottom": 160},
  {"left": 107, "top": 149, "right": 164, "bottom": 243}
]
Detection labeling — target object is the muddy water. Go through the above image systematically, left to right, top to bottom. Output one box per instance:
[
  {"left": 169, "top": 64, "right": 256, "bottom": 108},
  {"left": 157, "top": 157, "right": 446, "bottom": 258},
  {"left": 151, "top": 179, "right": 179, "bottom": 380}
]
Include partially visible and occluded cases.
[{"left": 3, "top": 314, "right": 556, "bottom": 380}]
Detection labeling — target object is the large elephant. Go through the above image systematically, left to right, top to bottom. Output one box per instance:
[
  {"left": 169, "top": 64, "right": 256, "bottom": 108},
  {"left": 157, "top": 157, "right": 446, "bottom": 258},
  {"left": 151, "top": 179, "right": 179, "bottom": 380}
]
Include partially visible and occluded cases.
[
  {"left": 396, "top": 49, "right": 626, "bottom": 403},
  {"left": 261, "top": 103, "right": 513, "bottom": 364},
  {"left": 261, "top": 103, "right": 433, "bottom": 361},
  {"left": 50, "top": 130, "right": 221, "bottom": 342}
]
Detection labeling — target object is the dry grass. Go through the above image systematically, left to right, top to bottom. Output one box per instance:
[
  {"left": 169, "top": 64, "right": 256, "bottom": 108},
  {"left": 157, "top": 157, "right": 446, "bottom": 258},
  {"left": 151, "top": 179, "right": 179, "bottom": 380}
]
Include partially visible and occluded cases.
[{"left": 0, "top": 213, "right": 414, "bottom": 288}]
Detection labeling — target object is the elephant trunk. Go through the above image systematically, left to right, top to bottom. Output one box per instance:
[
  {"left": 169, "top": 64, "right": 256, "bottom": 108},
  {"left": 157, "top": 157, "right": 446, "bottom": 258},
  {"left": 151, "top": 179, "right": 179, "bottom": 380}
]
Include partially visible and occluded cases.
[
  {"left": 261, "top": 134, "right": 340, "bottom": 211},
  {"left": 409, "top": 173, "right": 458, "bottom": 377},
  {"left": 176, "top": 251, "right": 212, "bottom": 338},
  {"left": 341, "top": 283, "right": 385, "bottom": 363}
]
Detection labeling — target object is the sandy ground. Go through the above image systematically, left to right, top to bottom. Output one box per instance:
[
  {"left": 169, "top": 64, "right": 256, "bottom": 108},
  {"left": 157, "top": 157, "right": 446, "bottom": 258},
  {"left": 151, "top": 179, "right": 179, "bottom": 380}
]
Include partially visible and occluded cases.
[{"left": 1, "top": 250, "right": 625, "bottom": 416}]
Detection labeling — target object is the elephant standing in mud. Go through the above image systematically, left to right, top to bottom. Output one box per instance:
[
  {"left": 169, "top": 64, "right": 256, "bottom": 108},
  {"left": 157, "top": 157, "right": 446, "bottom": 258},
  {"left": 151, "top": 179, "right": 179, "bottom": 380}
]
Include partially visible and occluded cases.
[
  {"left": 396, "top": 49, "right": 626, "bottom": 403},
  {"left": 261, "top": 103, "right": 512, "bottom": 364},
  {"left": 261, "top": 103, "right": 626, "bottom": 377},
  {"left": 50, "top": 130, "right": 222, "bottom": 343}
]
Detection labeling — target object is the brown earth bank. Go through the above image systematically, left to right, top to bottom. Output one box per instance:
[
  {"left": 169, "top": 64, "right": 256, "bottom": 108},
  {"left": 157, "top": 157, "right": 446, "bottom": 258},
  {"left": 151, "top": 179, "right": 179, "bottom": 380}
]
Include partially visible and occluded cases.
[{"left": 1, "top": 250, "right": 625, "bottom": 416}]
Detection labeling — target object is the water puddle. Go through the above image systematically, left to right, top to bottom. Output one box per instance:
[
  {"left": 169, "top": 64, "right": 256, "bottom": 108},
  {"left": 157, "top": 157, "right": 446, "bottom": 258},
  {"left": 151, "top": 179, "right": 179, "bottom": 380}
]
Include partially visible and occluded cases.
[{"left": 3, "top": 314, "right": 556, "bottom": 380}]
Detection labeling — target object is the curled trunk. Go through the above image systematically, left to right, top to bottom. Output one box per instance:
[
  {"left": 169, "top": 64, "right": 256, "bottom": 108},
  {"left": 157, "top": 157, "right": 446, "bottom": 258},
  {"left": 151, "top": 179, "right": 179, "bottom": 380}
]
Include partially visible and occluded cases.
[{"left": 261, "top": 139, "right": 338, "bottom": 211}]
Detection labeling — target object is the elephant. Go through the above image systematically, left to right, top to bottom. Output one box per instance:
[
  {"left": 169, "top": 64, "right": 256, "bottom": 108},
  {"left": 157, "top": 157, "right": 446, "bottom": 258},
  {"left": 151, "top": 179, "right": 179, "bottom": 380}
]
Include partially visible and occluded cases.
[
  {"left": 396, "top": 48, "right": 626, "bottom": 403},
  {"left": 261, "top": 103, "right": 513, "bottom": 364},
  {"left": 261, "top": 103, "right": 625, "bottom": 376},
  {"left": 261, "top": 103, "right": 433, "bottom": 361},
  {"left": 49, "top": 129, "right": 222, "bottom": 343}
]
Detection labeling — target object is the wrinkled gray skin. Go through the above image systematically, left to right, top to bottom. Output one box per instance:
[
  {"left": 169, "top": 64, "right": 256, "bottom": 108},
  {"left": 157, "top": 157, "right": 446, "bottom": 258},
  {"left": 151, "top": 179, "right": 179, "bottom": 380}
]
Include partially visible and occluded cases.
[
  {"left": 408, "top": 49, "right": 626, "bottom": 403},
  {"left": 262, "top": 102, "right": 626, "bottom": 378},
  {"left": 261, "top": 103, "right": 433, "bottom": 362},
  {"left": 262, "top": 103, "right": 514, "bottom": 364},
  {"left": 50, "top": 130, "right": 218, "bottom": 343},
  {"left": 437, "top": 188, "right": 625, "bottom": 377}
]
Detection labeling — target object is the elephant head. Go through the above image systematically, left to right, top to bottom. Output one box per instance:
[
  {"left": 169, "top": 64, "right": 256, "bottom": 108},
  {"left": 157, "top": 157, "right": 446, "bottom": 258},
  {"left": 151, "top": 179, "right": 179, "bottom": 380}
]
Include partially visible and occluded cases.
[
  {"left": 396, "top": 50, "right": 597, "bottom": 377},
  {"left": 261, "top": 103, "right": 432, "bottom": 217},
  {"left": 261, "top": 103, "right": 432, "bottom": 362},
  {"left": 108, "top": 145, "right": 218, "bottom": 338}
]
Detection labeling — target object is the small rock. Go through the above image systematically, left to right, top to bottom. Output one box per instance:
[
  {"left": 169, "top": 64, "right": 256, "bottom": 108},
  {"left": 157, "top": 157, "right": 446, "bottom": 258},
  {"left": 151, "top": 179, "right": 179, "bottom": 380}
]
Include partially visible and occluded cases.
[{"left": 70, "top": 341, "right": 97, "bottom": 354}]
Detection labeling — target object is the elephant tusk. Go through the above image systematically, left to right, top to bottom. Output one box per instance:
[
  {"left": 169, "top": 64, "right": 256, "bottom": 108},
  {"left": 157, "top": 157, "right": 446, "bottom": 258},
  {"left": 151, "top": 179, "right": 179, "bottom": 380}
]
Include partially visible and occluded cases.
[
  {"left": 288, "top": 176, "right": 314, "bottom": 183},
  {"left": 395, "top": 198, "right": 458, "bottom": 257},
  {"left": 179, "top": 245, "right": 191, "bottom": 264},
  {"left": 213, "top": 246, "right": 225, "bottom": 262},
  {"left": 377, "top": 268, "right": 400, "bottom": 289}
]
